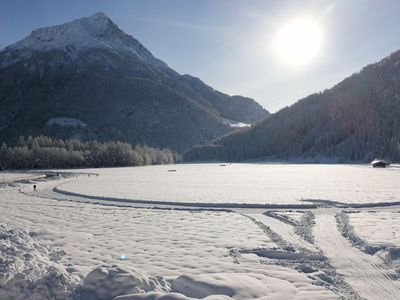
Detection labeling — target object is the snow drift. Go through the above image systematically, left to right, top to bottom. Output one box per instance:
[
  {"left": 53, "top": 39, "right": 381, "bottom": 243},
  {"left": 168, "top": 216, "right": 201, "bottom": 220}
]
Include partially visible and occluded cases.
[{"left": 0, "top": 225, "right": 77, "bottom": 300}]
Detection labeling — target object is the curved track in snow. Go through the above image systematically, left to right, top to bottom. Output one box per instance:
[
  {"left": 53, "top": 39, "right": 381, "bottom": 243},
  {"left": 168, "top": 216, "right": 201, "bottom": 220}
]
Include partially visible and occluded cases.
[{"left": 29, "top": 175, "right": 400, "bottom": 211}]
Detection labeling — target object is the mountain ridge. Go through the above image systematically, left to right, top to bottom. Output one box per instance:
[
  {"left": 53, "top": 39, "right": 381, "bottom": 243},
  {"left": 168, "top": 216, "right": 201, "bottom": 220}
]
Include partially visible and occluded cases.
[
  {"left": 0, "top": 12, "right": 268, "bottom": 151},
  {"left": 0, "top": 12, "right": 167, "bottom": 69}
]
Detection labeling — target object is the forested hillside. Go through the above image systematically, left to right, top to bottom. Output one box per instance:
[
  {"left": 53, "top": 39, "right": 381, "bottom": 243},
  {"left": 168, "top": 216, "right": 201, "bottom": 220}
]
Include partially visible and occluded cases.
[{"left": 184, "top": 50, "right": 400, "bottom": 162}]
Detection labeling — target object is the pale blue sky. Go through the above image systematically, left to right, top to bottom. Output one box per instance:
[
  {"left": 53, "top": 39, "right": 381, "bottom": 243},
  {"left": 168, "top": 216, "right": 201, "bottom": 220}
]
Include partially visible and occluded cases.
[{"left": 1, "top": 0, "right": 399, "bottom": 111}]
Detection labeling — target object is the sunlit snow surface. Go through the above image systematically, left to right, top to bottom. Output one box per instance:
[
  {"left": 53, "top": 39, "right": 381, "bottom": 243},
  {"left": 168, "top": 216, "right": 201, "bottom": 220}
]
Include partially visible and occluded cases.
[
  {"left": 60, "top": 164, "right": 400, "bottom": 204},
  {"left": 2, "top": 165, "right": 400, "bottom": 299},
  {"left": 0, "top": 172, "right": 33, "bottom": 181},
  {"left": 0, "top": 188, "right": 337, "bottom": 299},
  {"left": 0, "top": 190, "right": 272, "bottom": 277},
  {"left": 349, "top": 210, "right": 400, "bottom": 247}
]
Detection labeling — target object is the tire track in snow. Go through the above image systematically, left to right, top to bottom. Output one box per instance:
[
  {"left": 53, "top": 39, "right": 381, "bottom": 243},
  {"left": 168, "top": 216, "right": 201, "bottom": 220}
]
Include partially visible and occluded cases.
[{"left": 314, "top": 210, "right": 400, "bottom": 300}]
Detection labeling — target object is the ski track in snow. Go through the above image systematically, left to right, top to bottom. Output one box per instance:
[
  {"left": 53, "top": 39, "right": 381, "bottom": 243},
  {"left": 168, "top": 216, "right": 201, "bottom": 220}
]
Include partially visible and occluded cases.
[
  {"left": 314, "top": 210, "right": 400, "bottom": 300},
  {"left": 250, "top": 213, "right": 317, "bottom": 252}
]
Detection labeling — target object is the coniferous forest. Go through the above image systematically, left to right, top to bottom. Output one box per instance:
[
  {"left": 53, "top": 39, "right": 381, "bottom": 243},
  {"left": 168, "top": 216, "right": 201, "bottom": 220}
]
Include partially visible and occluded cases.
[{"left": 184, "top": 50, "right": 400, "bottom": 163}]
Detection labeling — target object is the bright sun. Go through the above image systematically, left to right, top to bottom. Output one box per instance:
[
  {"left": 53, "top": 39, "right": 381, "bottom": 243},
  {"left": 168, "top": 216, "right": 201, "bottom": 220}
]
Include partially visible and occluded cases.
[{"left": 274, "top": 18, "right": 322, "bottom": 66}]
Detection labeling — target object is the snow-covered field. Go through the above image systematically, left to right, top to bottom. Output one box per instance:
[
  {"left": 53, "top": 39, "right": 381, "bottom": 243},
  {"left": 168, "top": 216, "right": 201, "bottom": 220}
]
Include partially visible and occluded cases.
[
  {"left": 1, "top": 164, "right": 400, "bottom": 299},
  {"left": 58, "top": 164, "right": 400, "bottom": 205},
  {"left": 0, "top": 171, "right": 39, "bottom": 182},
  {"left": 349, "top": 211, "right": 400, "bottom": 247}
]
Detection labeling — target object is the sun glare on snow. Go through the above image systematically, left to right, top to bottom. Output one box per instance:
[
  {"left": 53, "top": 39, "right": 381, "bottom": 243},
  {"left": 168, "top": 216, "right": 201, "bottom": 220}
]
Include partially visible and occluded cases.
[{"left": 273, "top": 17, "right": 322, "bottom": 67}]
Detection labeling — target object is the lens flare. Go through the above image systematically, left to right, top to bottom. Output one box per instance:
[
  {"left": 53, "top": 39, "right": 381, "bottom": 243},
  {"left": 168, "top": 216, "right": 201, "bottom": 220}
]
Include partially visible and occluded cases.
[
  {"left": 274, "top": 17, "right": 322, "bottom": 66},
  {"left": 119, "top": 254, "right": 126, "bottom": 261}
]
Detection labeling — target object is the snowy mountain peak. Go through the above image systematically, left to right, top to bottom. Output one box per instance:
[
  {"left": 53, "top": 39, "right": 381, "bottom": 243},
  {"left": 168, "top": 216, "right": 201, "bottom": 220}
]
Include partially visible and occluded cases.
[
  {"left": 87, "top": 11, "right": 111, "bottom": 22},
  {"left": 0, "top": 12, "right": 166, "bottom": 68},
  {"left": 29, "top": 12, "right": 116, "bottom": 37}
]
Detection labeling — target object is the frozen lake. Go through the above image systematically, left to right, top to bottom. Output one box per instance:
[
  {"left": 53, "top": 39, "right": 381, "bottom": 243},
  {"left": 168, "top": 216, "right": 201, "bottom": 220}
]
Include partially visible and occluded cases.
[
  {"left": 60, "top": 163, "right": 400, "bottom": 205},
  {"left": 2, "top": 164, "right": 400, "bottom": 299}
]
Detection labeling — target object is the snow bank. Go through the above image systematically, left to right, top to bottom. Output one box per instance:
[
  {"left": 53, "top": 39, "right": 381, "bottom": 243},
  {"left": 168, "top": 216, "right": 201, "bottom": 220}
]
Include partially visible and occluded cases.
[
  {"left": 0, "top": 225, "right": 77, "bottom": 300},
  {"left": 0, "top": 225, "right": 173, "bottom": 300},
  {"left": 79, "top": 265, "right": 170, "bottom": 300},
  {"left": 113, "top": 272, "right": 337, "bottom": 299},
  {"left": 172, "top": 275, "right": 234, "bottom": 298}
]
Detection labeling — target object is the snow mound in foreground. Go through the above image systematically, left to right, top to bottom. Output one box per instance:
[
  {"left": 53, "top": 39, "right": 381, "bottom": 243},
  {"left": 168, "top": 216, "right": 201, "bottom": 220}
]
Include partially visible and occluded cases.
[
  {"left": 0, "top": 224, "right": 335, "bottom": 300},
  {"left": 0, "top": 224, "right": 226, "bottom": 300},
  {"left": 0, "top": 225, "right": 77, "bottom": 300},
  {"left": 80, "top": 265, "right": 170, "bottom": 300},
  {"left": 79, "top": 267, "right": 235, "bottom": 300}
]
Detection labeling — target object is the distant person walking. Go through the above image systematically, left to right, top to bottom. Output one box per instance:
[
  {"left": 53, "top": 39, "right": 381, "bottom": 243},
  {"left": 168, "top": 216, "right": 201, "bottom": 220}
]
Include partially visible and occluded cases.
[{"left": 33, "top": 184, "right": 36, "bottom": 191}]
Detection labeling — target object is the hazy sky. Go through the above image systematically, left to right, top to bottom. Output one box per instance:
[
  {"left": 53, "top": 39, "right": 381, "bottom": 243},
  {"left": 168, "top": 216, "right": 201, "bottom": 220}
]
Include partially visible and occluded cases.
[{"left": 1, "top": 0, "right": 400, "bottom": 111}]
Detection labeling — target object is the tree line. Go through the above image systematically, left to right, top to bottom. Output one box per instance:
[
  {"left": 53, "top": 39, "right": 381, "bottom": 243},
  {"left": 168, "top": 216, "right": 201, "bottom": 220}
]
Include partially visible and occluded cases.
[{"left": 0, "top": 136, "right": 177, "bottom": 169}]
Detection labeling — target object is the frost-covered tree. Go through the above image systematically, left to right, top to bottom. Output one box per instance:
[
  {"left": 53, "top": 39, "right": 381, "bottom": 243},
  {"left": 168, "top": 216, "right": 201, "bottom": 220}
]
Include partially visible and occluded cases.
[{"left": 0, "top": 136, "right": 176, "bottom": 169}]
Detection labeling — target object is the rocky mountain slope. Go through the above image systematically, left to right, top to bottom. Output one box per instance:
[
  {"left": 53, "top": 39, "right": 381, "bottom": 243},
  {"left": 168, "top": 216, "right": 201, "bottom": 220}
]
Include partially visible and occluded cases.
[{"left": 0, "top": 12, "right": 268, "bottom": 151}]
